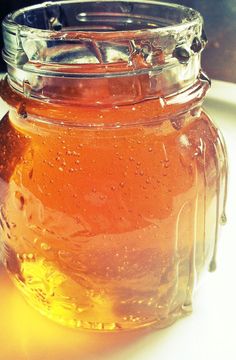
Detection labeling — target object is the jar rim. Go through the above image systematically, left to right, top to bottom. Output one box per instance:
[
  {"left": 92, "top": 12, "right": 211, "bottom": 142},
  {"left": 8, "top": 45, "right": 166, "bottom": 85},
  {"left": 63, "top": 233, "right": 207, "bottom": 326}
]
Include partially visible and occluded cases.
[
  {"left": 4, "top": 0, "right": 202, "bottom": 38},
  {"left": 2, "top": 1, "right": 204, "bottom": 90}
]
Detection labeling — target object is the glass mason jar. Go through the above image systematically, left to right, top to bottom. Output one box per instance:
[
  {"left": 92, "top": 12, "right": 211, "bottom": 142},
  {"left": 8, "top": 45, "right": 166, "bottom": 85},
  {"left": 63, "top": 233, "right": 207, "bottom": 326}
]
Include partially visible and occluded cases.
[{"left": 0, "top": 0, "right": 227, "bottom": 331}]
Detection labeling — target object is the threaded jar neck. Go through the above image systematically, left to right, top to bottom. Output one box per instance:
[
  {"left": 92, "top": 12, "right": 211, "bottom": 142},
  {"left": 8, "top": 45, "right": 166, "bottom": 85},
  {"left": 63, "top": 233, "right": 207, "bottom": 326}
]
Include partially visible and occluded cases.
[{"left": 2, "top": 1, "right": 206, "bottom": 103}]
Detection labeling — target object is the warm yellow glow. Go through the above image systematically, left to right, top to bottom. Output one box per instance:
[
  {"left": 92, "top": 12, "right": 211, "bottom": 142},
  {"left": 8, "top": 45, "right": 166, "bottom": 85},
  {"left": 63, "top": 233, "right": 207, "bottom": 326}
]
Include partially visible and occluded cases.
[{"left": 0, "top": 266, "right": 148, "bottom": 359}]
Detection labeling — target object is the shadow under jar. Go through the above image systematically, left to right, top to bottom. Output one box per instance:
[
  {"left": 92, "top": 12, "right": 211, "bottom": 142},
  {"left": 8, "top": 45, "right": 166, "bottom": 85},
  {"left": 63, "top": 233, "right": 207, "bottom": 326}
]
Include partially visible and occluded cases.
[{"left": 0, "top": 0, "right": 227, "bottom": 331}]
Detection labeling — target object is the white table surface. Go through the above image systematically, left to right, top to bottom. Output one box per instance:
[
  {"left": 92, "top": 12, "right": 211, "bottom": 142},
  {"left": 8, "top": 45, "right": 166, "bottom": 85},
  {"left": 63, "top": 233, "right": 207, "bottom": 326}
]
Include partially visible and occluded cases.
[{"left": 0, "top": 80, "right": 235, "bottom": 360}]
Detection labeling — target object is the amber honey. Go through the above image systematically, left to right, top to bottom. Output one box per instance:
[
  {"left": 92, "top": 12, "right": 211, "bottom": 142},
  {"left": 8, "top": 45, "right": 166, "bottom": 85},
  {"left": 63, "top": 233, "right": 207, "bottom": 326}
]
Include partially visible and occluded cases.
[
  {"left": 0, "top": 0, "right": 227, "bottom": 331},
  {"left": 0, "top": 77, "right": 227, "bottom": 331}
]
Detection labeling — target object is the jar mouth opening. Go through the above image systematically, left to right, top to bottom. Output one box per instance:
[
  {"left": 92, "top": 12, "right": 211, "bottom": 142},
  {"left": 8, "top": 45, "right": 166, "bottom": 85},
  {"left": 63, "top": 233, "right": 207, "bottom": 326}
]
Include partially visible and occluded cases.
[
  {"left": 2, "top": 0, "right": 204, "bottom": 87},
  {"left": 6, "top": 0, "right": 202, "bottom": 36}
]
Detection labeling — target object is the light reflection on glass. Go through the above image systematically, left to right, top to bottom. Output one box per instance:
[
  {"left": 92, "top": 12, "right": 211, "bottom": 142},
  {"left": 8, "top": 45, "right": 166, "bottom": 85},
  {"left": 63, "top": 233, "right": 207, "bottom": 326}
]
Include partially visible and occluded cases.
[{"left": 0, "top": 265, "right": 151, "bottom": 359}]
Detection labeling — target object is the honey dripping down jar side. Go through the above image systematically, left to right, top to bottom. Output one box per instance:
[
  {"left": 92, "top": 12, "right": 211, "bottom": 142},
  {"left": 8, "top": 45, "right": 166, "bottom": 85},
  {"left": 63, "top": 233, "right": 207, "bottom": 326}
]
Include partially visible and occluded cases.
[{"left": 0, "top": 1, "right": 228, "bottom": 331}]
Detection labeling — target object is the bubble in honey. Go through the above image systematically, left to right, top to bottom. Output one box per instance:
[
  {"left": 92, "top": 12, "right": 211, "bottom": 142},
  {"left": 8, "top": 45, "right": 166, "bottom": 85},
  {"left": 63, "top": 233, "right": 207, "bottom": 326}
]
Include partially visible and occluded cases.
[{"left": 41, "top": 243, "right": 51, "bottom": 251}]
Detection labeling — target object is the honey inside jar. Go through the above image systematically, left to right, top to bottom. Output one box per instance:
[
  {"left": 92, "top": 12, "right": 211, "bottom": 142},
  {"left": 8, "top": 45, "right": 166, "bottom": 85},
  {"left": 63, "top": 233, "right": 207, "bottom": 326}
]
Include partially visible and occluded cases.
[{"left": 0, "top": 1, "right": 227, "bottom": 331}]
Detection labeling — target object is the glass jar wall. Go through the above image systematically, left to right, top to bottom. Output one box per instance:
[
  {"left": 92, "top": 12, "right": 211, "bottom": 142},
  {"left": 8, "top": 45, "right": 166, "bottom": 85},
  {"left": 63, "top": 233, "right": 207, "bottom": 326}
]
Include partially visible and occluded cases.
[{"left": 0, "top": 1, "right": 227, "bottom": 331}]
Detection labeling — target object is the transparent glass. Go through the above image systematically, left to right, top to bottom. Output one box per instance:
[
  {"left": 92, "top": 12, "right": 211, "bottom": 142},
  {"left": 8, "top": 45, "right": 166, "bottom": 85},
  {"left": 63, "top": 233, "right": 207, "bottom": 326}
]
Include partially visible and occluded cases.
[{"left": 0, "top": 0, "right": 227, "bottom": 331}]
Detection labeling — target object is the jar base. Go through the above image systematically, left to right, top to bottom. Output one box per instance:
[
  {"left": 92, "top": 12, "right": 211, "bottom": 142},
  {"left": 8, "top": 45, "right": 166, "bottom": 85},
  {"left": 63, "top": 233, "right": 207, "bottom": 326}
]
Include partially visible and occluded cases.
[{"left": 10, "top": 272, "right": 191, "bottom": 332}]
